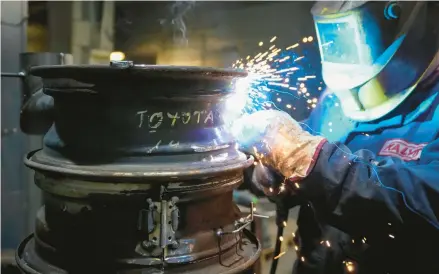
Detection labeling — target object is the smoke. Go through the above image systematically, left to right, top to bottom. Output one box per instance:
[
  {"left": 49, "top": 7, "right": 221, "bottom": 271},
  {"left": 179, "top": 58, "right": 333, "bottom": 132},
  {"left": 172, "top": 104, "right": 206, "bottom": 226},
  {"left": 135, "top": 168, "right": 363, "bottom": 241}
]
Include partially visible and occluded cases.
[{"left": 160, "top": 1, "right": 196, "bottom": 46}]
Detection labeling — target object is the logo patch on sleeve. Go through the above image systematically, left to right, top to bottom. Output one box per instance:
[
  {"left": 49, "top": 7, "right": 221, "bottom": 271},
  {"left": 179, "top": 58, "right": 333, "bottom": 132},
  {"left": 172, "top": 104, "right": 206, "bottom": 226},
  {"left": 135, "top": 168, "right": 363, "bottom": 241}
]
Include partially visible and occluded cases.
[{"left": 378, "top": 139, "right": 428, "bottom": 161}]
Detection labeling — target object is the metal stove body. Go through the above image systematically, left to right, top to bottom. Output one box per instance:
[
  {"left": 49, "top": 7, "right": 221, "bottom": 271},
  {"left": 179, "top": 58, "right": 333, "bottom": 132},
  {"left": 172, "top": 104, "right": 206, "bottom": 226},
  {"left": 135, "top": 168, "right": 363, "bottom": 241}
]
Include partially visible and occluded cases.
[{"left": 16, "top": 63, "right": 260, "bottom": 274}]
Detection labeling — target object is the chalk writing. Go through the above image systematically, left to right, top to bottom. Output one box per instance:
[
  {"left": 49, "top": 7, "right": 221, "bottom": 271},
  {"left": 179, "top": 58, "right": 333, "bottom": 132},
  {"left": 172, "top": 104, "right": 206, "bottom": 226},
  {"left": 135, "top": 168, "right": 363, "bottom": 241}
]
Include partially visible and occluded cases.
[
  {"left": 136, "top": 109, "right": 216, "bottom": 129},
  {"left": 137, "top": 110, "right": 148, "bottom": 128},
  {"left": 204, "top": 110, "right": 214, "bottom": 124},
  {"left": 193, "top": 111, "right": 202, "bottom": 124},
  {"left": 149, "top": 112, "right": 163, "bottom": 129},
  {"left": 167, "top": 112, "right": 180, "bottom": 127},
  {"left": 181, "top": 112, "right": 191, "bottom": 124},
  {"left": 146, "top": 140, "right": 181, "bottom": 153},
  {"left": 147, "top": 140, "right": 162, "bottom": 154},
  {"left": 169, "top": 140, "right": 180, "bottom": 147}
]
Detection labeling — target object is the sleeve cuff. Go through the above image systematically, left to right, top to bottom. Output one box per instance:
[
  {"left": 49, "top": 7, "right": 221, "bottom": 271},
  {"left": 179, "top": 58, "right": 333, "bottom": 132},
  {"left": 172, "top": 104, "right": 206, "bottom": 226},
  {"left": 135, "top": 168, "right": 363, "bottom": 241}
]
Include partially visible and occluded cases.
[{"left": 290, "top": 141, "right": 352, "bottom": 213}]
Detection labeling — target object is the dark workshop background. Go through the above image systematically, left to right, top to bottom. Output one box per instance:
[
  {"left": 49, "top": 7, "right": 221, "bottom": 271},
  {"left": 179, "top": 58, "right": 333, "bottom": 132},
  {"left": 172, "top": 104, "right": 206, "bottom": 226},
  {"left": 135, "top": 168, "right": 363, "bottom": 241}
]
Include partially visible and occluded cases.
[{"left": 1, "top": 1, "right": 322, "bottom": 272}]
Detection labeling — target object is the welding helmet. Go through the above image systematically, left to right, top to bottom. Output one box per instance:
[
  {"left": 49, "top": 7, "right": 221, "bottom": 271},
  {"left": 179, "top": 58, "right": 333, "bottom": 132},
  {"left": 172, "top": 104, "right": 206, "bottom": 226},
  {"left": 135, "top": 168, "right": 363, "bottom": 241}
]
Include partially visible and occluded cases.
[{"left": 312, "top": 1, "right": 439, "bottom": 121}]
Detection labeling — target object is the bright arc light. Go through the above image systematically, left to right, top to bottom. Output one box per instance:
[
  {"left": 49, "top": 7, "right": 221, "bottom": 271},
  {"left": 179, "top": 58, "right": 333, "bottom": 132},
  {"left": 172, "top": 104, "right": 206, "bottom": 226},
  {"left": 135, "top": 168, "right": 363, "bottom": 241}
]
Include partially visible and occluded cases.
[
  {"left": 226, "top": 34, "right": 323, "bottom": 135},
  {"left": 110, "top": 51, "right": 126, "bottom": 61},
  {"left": 222, "top": 77, "right": 252, "bottom": 125}
]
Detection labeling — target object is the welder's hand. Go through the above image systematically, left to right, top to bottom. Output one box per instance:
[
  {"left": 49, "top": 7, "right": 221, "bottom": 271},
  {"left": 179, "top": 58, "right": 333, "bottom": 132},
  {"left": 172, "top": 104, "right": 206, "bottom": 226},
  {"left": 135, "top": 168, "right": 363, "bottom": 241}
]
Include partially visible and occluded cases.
[
  {"left": 231, "top": 110, "right": 327, "bottom": 185},
  {"left": 249, "top": 163, "right": 303, "bottom": 209},
  {"left": 251, "top": 163, "right": 286, "bottom": 196}
]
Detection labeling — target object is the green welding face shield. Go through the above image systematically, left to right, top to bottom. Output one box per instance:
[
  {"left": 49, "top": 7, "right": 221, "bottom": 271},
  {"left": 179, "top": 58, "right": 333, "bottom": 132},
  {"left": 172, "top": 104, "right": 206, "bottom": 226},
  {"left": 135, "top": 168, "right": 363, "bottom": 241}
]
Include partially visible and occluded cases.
[{"left": 311, "top": 1, "right": 439, "bottom": 122}]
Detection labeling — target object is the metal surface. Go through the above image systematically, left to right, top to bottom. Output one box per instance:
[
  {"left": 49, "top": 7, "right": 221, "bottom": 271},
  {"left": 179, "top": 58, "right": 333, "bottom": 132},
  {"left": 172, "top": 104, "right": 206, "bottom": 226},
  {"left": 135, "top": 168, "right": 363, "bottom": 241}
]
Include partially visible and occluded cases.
[
  {"left": 1, "top": 2, "right": 30, "bottom": 267},
  {"left": 1, "top": 4, "right": 75, "bottom": 268},
  {"left": 1, "top": 53, "right": 74, "bottom": 270},
  {"left": 19, "top": 53, "right": 73, "bottom": 134},
  {"left": 19, "top": 53, "right": 73, "bottom": 103},
  {"left": 18, "top": 64, "right": 260, "bottom": 273},
  {"left": 17, "top": 230, "right": 260, "bottom": 274}
]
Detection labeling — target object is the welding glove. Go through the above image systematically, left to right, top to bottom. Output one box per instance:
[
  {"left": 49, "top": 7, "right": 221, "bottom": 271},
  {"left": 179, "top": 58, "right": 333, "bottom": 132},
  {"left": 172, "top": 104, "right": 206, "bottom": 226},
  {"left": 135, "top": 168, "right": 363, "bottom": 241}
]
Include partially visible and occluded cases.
[{"left": 231, "top": 110, "right": 327, "bottom": 195}]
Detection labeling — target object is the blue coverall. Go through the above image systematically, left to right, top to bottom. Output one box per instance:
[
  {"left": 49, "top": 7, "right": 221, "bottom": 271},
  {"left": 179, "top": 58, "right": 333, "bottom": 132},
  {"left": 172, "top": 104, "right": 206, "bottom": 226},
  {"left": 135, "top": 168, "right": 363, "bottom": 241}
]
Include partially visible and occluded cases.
[{"left": 292, "top": 72, "right": 439, "bottom": 274}]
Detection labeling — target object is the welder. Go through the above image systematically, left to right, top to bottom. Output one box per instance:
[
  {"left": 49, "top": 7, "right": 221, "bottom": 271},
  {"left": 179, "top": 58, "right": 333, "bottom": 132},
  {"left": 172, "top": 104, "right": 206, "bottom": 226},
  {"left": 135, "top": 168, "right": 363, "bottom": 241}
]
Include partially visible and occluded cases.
[{"left": 232, "top": 1, "right": 439, "bottom": 274}]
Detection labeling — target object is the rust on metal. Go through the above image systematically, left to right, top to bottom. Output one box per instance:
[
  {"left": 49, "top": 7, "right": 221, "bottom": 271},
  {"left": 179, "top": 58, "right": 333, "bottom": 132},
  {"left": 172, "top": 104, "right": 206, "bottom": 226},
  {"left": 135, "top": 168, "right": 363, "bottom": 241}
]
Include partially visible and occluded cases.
[{"left": 17, "top": 64, "right": 260, "bottom": 274}]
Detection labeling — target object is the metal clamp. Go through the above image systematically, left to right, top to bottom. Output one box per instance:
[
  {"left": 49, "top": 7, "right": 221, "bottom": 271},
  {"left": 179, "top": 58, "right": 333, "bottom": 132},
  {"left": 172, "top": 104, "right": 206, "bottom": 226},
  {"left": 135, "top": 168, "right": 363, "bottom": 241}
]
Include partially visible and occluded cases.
[
  {"left": 110, "top": 60, "right": 134, "bottom": 69},
  {"left": 138, "top": 199, "right": 158, "bottom": 233},
  {"left": 216, "top": 202, "right": 269, "bottom": 236}
]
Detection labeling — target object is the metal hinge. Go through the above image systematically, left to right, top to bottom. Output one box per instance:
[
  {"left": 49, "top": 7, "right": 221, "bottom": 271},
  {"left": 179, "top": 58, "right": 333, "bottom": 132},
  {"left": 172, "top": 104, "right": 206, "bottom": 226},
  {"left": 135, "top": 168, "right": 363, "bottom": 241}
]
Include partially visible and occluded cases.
[{"left": 137, "top": 195, "right": 180, "bottom": 253}]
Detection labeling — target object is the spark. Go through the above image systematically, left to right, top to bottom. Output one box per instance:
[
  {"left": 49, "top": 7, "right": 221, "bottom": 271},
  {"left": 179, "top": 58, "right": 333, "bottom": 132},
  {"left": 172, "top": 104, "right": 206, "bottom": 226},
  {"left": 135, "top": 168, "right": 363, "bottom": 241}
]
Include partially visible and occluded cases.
[
  {"left": 227, "top": 35, "right": 322, "bottom": 124},
  {"left": 228, "top": 36, "right": 439, "bottom": 234},
  {"left": 286, "top": 43, "right": 299, "bottom": 50},
  {"left": 279, "top": 184, "right": 285, "bottom": 192},
  {"left": 274, "top": 251, "right": 286, "bottom": 260},
  {"left": 345, "top": 261, "right": 355, "bottom": 273}
]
